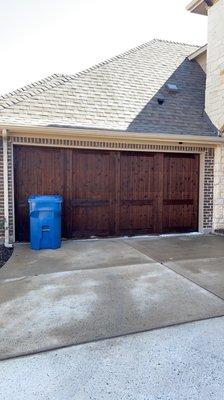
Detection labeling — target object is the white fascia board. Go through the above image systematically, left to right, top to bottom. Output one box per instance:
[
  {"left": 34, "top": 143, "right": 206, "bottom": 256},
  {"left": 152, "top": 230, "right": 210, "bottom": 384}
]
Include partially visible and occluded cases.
[
  {"left": 188, "top": 44, "right": 207, "bottom": 60},
  {"left": 0, "top": 123, "right": 223, "bottom": 146}
]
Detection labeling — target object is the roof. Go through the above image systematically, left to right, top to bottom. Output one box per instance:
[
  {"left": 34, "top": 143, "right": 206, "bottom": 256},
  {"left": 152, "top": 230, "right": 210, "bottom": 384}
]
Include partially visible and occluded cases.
[
  {"left": 186, "top": 0, "right": 208, "bottom": 15},
  {"left": 0, "top": 39, "right": 217, "bottom": 137},
  {"left": 188, "top": 44, "right": 207, "bottom": 60}
]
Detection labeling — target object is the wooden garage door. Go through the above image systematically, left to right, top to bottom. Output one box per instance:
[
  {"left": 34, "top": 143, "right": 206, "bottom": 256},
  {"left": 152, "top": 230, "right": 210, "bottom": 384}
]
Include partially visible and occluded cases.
[{"left": 14, "top": 146, "right": 199, "bottom": 241}]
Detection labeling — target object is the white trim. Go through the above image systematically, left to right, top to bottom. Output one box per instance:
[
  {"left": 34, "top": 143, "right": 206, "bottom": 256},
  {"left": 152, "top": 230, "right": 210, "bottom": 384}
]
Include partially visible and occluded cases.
[
  {"left": 188, "top": 45, "right": 207, "bottom": 61},
  {"left": 0, "top": 123, "right": 222, "bottom": 146},
  {"left": 2, "top": 129, "right": 13, "bottom": 247},
  {"left": 11, "top": 143, "right": 15, "bottom": 243}
]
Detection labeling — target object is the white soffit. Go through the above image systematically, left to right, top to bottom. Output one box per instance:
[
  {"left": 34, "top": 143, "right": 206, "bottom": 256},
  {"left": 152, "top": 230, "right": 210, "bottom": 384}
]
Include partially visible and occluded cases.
[{"left": 188, "top": 44, "right": 207, "bottom": 61}]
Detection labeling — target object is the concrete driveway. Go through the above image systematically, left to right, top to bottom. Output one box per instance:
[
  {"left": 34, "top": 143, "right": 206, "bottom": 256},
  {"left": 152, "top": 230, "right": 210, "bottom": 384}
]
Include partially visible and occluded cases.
[
  {"left": 1, "top": 234, "right": 224, "bottom": 360},
  {"left": 2, "top": 316, "right": 224, "bottom": 400}
]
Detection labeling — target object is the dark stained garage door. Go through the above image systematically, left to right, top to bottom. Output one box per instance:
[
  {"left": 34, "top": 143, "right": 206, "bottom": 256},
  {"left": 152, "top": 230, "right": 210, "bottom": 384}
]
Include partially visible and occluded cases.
[{"left": 14, "top": 146, "right": 199, "bottom": 241}]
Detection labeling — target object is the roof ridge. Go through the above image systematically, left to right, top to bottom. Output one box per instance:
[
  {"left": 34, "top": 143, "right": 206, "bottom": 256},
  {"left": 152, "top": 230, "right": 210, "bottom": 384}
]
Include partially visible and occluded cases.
[
  {"left": 0, "top": 38, "right": 199, "bottom": 113},
  {"left": 67, "top": 38, "right": 199, "bottom": 81},
  {"left": 153, "top": 38, "right": 200, "bottom": 48},
  {"left": 68, "top": 39, "right": 159, "bottom": 79},
  {"left": 0, "top": 40, "right": 161, "bottom": 112},
  {"left": 0, "top": 73, "right": 67, "bottom": 100}
]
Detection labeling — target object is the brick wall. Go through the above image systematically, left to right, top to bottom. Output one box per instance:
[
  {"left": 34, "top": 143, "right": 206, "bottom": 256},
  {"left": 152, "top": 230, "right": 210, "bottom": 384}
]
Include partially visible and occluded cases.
[
  {"left": 0, "top": 139, "right": 216, "bottom": 241},
  {"left": 0, "top": 139, "right": 3, "bottom": 237},
  {"left": 8, "top": 139, "right": 14, "bottom": 239},
  {"left": 213, "top": 144, "right": 224, "bottom": 230},
  {"left": 204, "top": 148, "right": 214, "bottom": 230}
]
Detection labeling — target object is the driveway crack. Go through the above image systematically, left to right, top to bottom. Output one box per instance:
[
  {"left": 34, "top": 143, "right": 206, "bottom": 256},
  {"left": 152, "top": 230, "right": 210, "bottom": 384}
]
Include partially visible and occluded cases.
[{"left": 124, "top": 240, "right": 224, "bottom": 304}]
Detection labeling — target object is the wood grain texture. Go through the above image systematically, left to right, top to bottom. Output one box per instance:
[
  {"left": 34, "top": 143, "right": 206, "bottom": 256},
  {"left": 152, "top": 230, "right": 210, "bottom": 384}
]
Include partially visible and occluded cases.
[{"left": 14, "top": 146, "right": 199, "bottom": 241}]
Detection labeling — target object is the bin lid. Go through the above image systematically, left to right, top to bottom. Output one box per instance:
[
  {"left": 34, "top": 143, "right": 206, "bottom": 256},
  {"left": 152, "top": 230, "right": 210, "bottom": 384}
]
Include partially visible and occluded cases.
[{"left": 28, "top": 195, "right": 63, "bottom": 203}]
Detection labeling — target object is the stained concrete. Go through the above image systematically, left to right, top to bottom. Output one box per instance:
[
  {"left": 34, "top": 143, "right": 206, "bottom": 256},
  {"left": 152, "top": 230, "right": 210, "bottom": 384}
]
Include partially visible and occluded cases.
[
  {"left": 126, "top": 234, "right": 224, "bottom": 262},
  {"left": 127, "top": 234, "right": 224, "bottom": 299},
  {"left": 1, "top": 235, "right": 224, "bottom": 360},
  {"left": 0, "top": 239, "right": 151, "bottom": 279},
  {"left": 165, "top": 257, "right": 224, "bottom": 300},
  {"left": 1, "top": 258, "right": 224, "bottom": 360},
  {"left": 1, "top": 316, "right": 224, "bottom": 400}
]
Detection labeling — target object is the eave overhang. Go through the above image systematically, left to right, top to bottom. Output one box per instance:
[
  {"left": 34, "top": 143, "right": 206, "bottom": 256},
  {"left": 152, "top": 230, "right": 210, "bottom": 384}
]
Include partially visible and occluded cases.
[
  {"left": 186, "top": 0, "right": 209, "bottom": 15},
  {"left": 188, "top": 44, "right": 207, "bottom": 61},
  {"left": 0, "top": 123, "right": 222, "bottom": 147}
]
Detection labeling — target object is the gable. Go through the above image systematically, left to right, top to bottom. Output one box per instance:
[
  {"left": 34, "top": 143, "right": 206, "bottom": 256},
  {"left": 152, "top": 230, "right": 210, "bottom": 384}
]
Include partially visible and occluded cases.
[{"left": 0, "top": 39, "right": 217, "bottom": 137}]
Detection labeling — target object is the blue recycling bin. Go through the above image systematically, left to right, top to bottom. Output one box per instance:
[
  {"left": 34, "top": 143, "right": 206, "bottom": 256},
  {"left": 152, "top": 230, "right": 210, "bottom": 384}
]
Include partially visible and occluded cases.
[{"left": 28, "top": 195, "right": 63, "bottom": 250}]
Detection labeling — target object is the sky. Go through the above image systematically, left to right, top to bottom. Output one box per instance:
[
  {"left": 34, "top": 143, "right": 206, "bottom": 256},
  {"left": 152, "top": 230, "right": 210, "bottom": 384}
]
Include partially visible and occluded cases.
[{"left": 0, "top": 0, "right": 207, "bottom": 96}]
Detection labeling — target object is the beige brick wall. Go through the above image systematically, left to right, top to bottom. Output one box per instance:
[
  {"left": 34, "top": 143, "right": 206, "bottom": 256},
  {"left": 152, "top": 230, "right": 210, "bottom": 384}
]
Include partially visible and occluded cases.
[
  {"left": 205, "top": 0, "right": 224, "bottom": 131},
  {"left": 0, "top": 139, "right": 4, "bottom": 236},
  {"left": 8, "top": 139, "right": 14, "bottom": 239},
  {"left": 213, "top": 144, "right": 224, "bottom": 229}
]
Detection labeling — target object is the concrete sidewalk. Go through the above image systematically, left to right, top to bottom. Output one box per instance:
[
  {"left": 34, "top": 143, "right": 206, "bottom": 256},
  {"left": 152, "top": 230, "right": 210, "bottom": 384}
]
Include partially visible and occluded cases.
[{"left": 1, "top": 316, "right": 224, "bottom": 400}]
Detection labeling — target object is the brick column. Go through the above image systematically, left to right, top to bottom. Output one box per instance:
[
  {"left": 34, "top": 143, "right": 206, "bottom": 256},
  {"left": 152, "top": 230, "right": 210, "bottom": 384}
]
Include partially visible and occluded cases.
[{"left": 0, "top": 138, "right": 14, "bottom": 240}]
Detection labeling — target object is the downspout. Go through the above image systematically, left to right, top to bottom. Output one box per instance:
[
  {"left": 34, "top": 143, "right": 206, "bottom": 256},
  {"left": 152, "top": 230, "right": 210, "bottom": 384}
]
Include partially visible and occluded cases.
[{"left": 2, "top": 129, "right": 13, "bottom": 248}]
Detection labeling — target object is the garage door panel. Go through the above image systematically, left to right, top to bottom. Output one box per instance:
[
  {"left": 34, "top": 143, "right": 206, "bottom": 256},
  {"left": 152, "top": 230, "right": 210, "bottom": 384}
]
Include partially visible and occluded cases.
[
  {"left": 14, "top": 146, "right": 199, "bottom": 241},
  {"left": 14, "top": 146, "right": 65, "bottom": 242},
  {"left": 70, "top": 149, "right": 114, "bottom": 238},
  {"left": 73, "top": 150, "right": 111, "bottom": 198},
  {"left": 119, "top": 152, "right": 155, "bottom": 234},
  {"left": 120, "top": 152, "right": 154, "bottom": 200},
  {"left": 162, "top": 153, "right": 199, "bottom": 233},
  {"left": 163, "top": 154, "right": 199, "bottom": 199},
  {"left": 163, "top": 204, "right": 197, "bottom": 232},
  {"left": 119, "top": 205, "right": 154, "bottom": 234},
  {"left": 72, "top": 206, "right": 111, "bottom": 238}
]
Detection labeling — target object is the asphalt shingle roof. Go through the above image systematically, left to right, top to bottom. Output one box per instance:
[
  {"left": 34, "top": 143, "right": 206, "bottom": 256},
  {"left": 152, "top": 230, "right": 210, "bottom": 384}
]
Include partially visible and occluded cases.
[{"left": 0, "top": 39, "right": 217, "bottom": 136}]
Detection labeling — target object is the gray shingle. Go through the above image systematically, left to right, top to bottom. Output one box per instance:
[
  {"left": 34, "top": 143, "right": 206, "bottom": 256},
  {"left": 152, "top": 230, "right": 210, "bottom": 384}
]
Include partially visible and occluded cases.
[{"left": 0, "top": 39, "right": 217, "bottom": 136}]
